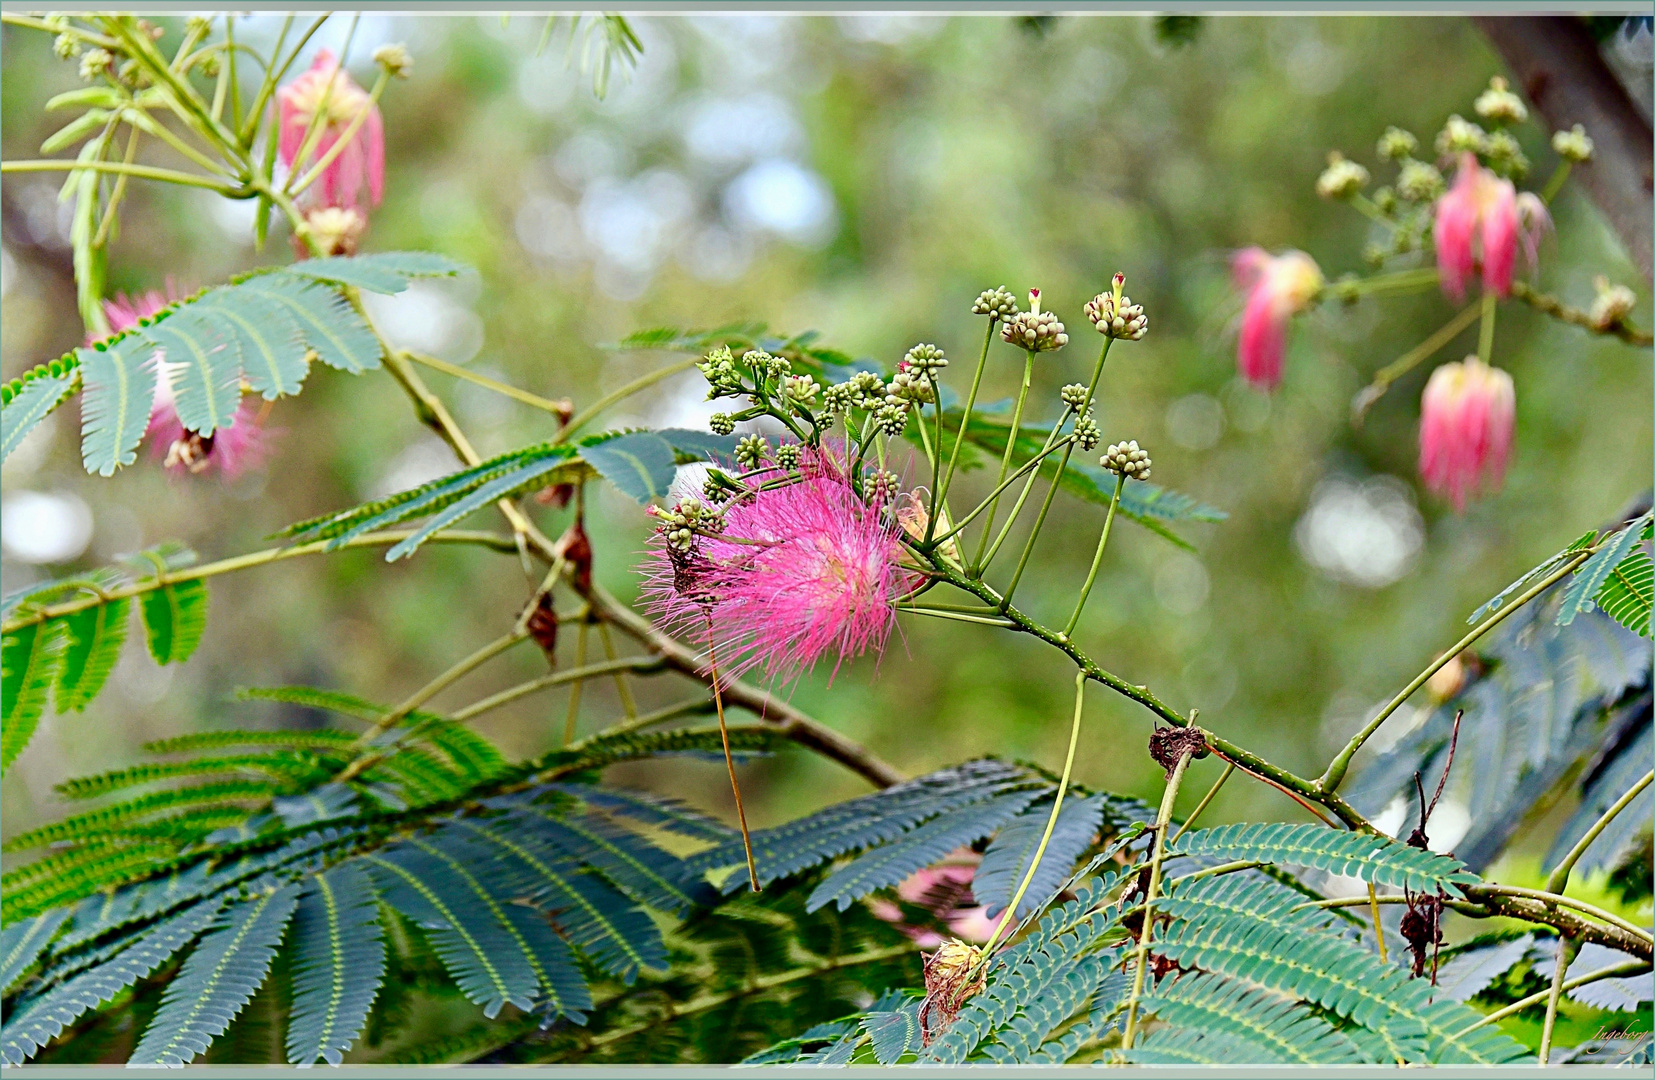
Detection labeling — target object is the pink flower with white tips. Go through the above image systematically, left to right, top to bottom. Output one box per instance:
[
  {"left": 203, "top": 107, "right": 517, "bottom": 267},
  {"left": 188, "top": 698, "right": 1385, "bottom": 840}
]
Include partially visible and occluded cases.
[
  {"left": 276, "top": 50, "right": 385, "bottom": 216},
  {"left": 1432, "top": 153, "right": 1549, "bottom": 301},
  {"left": 1231, "top": 247, "right": 1324, "bottom": 390},
  {"left": 96, "top": 290, "right": 269, "bottom": 478},
  {"left": 1418, "top": 355, "right": 1515, "bottom": 511},
  {"left": 640, "top": 442, "right": 916, "bottom": 686}
]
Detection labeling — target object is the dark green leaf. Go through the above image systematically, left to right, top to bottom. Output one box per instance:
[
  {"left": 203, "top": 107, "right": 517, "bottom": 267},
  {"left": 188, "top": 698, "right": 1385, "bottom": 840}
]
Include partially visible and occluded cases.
[
  {"left": 2, "top": 621, "right": 67, "bottom": 772},
  {"left": 286, "top": 863, "right": 385, "bottom": 1066}
]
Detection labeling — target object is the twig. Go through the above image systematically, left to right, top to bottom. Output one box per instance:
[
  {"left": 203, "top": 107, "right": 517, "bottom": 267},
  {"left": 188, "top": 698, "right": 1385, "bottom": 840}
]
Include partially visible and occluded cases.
[
  {"left": 401, "top": 350, "right": 573, "bottom": 418},
  {"left": 555, "top": 357, "right": 702, "bottom": 443},
  {"left": 562, "top": 622, "right": 590, "bottom": 746},
  {"left": 448, "top": 655, "right": 666, "bottom": 723},
  {"left": 1121, "top": 747, "right": 1195, "bottom": 1050},
  {"left": 1546, "top": 769, "right": 1652, "bottom": 895},
  {"left": 1539, "top": 936, "right": 1574, "bottom": 1065}
]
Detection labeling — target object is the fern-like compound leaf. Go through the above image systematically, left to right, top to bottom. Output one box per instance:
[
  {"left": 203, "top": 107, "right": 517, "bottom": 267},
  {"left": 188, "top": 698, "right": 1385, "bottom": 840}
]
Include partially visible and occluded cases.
[
  {"left": 284, "top": 251, "right": 468, "bottom": 294},
  {"left": 234, "top": 275, "right": 381, "bottom": 374},
  {"left": 191, "top": 286, "right": 307, "bottom": 400},
  {"left": 143, "top": 310, "right": 240, "bottom": 436},
  {"left": 75, "top": 339, "right": 157, "bottom": 476},
  {"left": 0, "top": 368, "right": 76, "bottom": 464},
  {"left": 1559, "top": 514, "right": 1652, "bottom": 627},
  {"left": 1594, "top": 549, "right": 1653, "bottom": 637},
  {"left": 138, "top": 578, "right": 208, "bottom": 666},
  {"left": 53, "top": 597, "right": 130, "bottom": 713},
  {"left": 1, "top": 620, "right": 66, "bottom": 772},
  {"left": 692, "top": 758, "right": 1041, "bottom": 889},
  {"left": 807, "top": 787, "right": 1044, "bottom": 912},
  {"left": 974, "top": 792, "right": 1105, "bottom": 920},
  {"left": 442, "top": 817, "right": 666, "bottom": 982},
  {"left": 1167, "top": 822, "right": 1480, "bottom": 895},
  {"left": 361, "top": 846, "right": 541, "bottom": 1019},
  {"left": 286, "top": 863, "right": 385, "bottom": 1066},
  {"left": 129, "top": 883, "right": 300, "bottom": 1065},
  {"left": 0, "top": 898, "right": 222, "bottom": 1064},
  {"left": 0, "top": 908, "right": 71, "bottom": 996},
  {"left": 1140, "top": 971, "right": 1369, "bottom": 1064}
]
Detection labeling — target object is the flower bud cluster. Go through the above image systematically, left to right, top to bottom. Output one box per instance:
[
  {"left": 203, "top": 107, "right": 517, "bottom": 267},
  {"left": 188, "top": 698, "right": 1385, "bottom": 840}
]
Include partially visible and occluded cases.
[
  {"left": 54, "top": 32, "right": 80, "bottom": 58},
  {"left": 79, "top": 47, "right": 113, "bottom": 80},
  {"left": 1473, "top": 77, "right": 1527, "bottom": 125},
  {"left": 1436, "top": 114, "right": 1488, "bottom": 157},
  {"left": 1552, "top": 124, "right": 1593, "bottom": 163},
  {"left": 1376, "top": 126, "right": 1418, "bottom": 161},
  {"left": 1484, "top": 130, "right": 1528, "bottom": 179},
  {"left": 1315, "top": 152, "right": 1370, "bottom": 200},
  {"left": 1395, "top": 159, "right": 1445, "bottom": 203},
  {"left": 1590, "top": 277, "right": 1637, "bottom": 330},
  {"left": 972, "top": 286, "right": 1019, "bottom": 321},
  {"left": 1084, "top": 291, "right": 1147, "bottom": 340},
  {"left": 1002, "top": 310, "right": 1068, "bottom": 352},
  {"left": 903, "top": 343, "right": 947, "bottom": 377},
  {"left": 698, "top": 346, "right": 743, "bottom": 399},
  {"left": 887, "top": 368, "right": 935, "bottom": 404},
  {"left": 783, "top": 374, "right": 820, "bottom": 407},
  {"left": 1060, "top": 383, "right": 1089, "bottom": 408},
  {"left": 874, "top": 401, "right": 909, "bottom": 436},
  {"left": 709, "top": 412, "right": 736, "bottom": 435},
  {"left": 1073, "top": 413, "right": 1101, "bottom": 451},
  {"left": 735, "top": 434, "right": 770, "bottom": 469},
  {"left": 1102, "top": 440, "right": 1151, "bottom": 480},
  {"left": 774, "top": 443, "right": 802, "bottom": 469},
  {"left": 866, "top": 469, "right": 901, "bottom": 502},
  {"left": 650, "top": 497, "right": 725, "bottom": 552}
]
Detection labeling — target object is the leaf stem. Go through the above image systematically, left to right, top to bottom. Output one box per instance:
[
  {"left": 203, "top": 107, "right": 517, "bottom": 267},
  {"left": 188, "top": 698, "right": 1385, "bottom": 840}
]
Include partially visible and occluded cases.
[
  {"left": 0, "top": 158, "right": 237, "bottom": 192},
  {"left": 1477, "top": 288, "right": 1497, "bottom": 363},
  {"left": 1351, "top": 302, "right": 1481, "bottom": 422},
  {"left": 932, "top": 319, "right": 997, "bottom": 538},
  {"left": 972, "top": 350, "right": 1035, "bottom": 572},
  {"left": 396, "top": 352, "right": 567, "bottom": 418},
  {"left": 554, "top": 358, "right": 702, "bottom": 443},
  {"left": 924, "top": 436, "right": 1074, "bottom": 548},
  {"left": 1063, "top": 474, "right": 1124, "bottom": 638},
  {"left": 0, "top": 530, "right": 518, "bottom": 633},
  {"left": 1318, "top": 547, "right": 1594, "bottom": 794},
  {"left": 596, "top": 621, "right": 638, "bottom": 718},
  {"left": 449, "top": 655, "right": 665, "bottom": 724},
  {"left": 979, "top": 670, "right": 1089, "bottom": 961},
  {"left": 1121, "top": 747, "right": 1195, "bottom": 1050},
  {"left": 1170, "top": 761, "right": 1234, "bottom": 844},
  {"left": 1547, "top": 770, "right": 1653, "bottom": 895},
  {"left": 1539, "top": 936, "right": 1574, "bottom": 1065}
]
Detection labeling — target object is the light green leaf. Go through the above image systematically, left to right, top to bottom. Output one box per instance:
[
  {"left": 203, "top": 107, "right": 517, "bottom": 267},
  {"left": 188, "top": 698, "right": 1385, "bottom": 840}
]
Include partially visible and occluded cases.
[
  {"left": 139, "top": 579, "right": 208, "bottom": 665},
  {"left": 54, "top": 597, "right": 130, "bottom": 713},
  {"left": 2, "top": 621, "right": 67, "bottom": 772}
]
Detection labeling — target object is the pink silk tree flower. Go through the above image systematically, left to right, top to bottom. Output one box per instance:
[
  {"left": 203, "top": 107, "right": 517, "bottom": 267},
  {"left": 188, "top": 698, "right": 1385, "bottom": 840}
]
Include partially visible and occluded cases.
[
  {"left": 276, "top": 50, "right": 384, "bottom": 214},
  {"left": 1433, "top": 153, "right": 1549, "bottom": 301},
  {"left": 1231, "top": 247, "right": 1324, "bottom": 390},
  {"left": 97, "top": 290, "right": 269, "bottom": 478},
  {"left": 1418, "top": 356, "right": 1516, "bottom": 511},
  {"left": 640, "top": 443, "right": 917, "bottom": 686}
]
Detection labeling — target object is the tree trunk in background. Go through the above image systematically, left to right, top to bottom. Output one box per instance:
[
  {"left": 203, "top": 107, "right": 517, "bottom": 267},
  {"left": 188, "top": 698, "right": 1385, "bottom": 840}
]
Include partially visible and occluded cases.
[{"left": 1475, "top": 16, "right": 1653, "bottom": 283}]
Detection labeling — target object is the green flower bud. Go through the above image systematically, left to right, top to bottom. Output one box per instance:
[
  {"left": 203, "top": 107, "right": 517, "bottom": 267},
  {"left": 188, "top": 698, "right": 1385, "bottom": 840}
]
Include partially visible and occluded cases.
[
  {"left": 1473, "top": 76, "right": 1527, "bottom": 125},
  {"left": 1436, "top": 114, "right": 1488, "bottom": 157},
  {"left": 1552, "top": 124, "right": 1593, "bottom": 163},
  {"left": 1376, "top": 126, "right": 1418, "bottom": 161},
  {"left": 1315, "top": 152, "right": 1370, "bottom": 200},
  {"left": 1396, "top": 159, "right": 1445, "bottom": 202},
  {"left": 1002, "top": 311, "right": 1068, "bottom": 352},
  {"left": 903, "top": 342, "right": 948, "bottom": 377},
  {"left": 1060, "top": 383, "right": 1089, "bottom": 408},
  {"left": 875, "top": 401, "right": 909, "bottom": 437},
  {"left": 709, "top": 412, "right": 736, "bottom": 436},
  {"left": 1073, "top": 413, "right": 1101, "bottom": 451},
  {"left": 735, "top": 434, "right": 770, "bottom": 469},
  {"left": 774, "top": 443, "right": 802, "bottom": 469}
]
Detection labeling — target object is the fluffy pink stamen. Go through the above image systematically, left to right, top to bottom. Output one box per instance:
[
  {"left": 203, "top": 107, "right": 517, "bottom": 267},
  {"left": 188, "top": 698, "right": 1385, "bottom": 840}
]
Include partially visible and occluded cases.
[
  {"left": 276, "top": 50, "right": 385, "bottom": 214},
  {"left": 1433, "top": 154, "right": 1547, "bottom": 301},
  {"left": 1231, "top": 247, "right": 1323, "bottom": 391},
  {"left": 1418, "top": 355, "right": 1516, "bottom": 511},
  {"left": 640, "top": 443, "right": 916, "bottom": 686}
]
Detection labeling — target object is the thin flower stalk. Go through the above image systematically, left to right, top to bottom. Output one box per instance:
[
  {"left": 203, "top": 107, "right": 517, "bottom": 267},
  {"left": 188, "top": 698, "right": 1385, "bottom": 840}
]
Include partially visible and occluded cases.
[
  {"left": 931, "top": 320, "right": 997, "bottom": 541},
  {"left": 972, "top": 350, "right": 1036, "bottom": 572},
  {"left": 1063, "top": 474, "right": 1124, "bottom": 638},
  {"left": 1121, "top": 747, "right": 1196, "bottom": 1051},
  {"left": 1546, "top": 770, "right": 1653, "bottom": 895}
]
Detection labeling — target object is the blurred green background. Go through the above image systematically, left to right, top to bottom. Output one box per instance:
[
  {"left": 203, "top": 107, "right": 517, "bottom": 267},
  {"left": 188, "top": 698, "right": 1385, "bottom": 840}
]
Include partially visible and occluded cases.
[{"left": 3, "top": 14, "right": 1650, "bottom": 863}]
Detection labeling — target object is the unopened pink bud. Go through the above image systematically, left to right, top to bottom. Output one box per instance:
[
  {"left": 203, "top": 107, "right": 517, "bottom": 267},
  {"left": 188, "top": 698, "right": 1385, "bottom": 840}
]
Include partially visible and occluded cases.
[{"left": 1418, "top": 355, "right": 1515, "bottom": 511}]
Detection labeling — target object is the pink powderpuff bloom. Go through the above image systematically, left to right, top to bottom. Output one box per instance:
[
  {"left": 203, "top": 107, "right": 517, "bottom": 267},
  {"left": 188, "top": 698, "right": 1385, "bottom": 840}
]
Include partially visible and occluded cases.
[
  {"left": 276, "top": 50, "right": 384, "bottom": 215},
  {"left": 1433, "top": 153, "right": 1549, "bottom": 301},
  {"left": 1231, "top": 247, "right": 1324, "bottom": 390},
  {"left": 97, "top": 290, "right": 269, "bottom": 478},
  {"left": 1418, "top": 355, "right": 1516, "bottom": 511},
  {"left": 640, "top": 442, "right": 917, "bottom": 686},
  {"left": 869, "top": 856, "right": 1012, "bottom": 947}
]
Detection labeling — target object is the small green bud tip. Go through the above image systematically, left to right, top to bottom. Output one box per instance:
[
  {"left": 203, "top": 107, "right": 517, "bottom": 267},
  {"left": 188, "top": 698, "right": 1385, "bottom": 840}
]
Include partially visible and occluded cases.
[
  {"left": 1436, "top": 114, "right": 1488, "bottom": 157},
  {"left": 1316, "top": 151, "right": 1370, "bottom": 200},
  {"left": 1396, "top": 159, "right": 1445, "bottom": 203},
  {"left": 1590, "top": 277, "right": 1636, "bottom": 330}
]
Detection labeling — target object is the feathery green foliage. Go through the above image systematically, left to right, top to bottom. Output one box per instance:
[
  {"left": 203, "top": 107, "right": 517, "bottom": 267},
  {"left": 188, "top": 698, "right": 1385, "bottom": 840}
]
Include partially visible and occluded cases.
[
  {"left": 1, "top": 619, "right": 66, "bottom": 771},
  {"left": 1166, "top": 821, "right": 1480, "bottom": 894}
]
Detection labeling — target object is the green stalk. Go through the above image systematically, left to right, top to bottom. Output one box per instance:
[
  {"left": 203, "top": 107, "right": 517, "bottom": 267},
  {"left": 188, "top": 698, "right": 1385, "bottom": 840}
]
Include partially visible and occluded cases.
[
  {"left": 282, "top": 14, "right": 361, "bottom": 190},
  {"left": 1540, "top": 160, "right": 1571, "bottom": 204},
  {"left": 1477, "top": 288, "right": 1497, "bottom": 363},
  {"left": 930, "top": 319, "right": 996, "bottom": 542},
  {"left": 999, "top": 337, "right": 1115, "bottom": 608},
  {"left": 972, "top": 350, "right": 1035, "bottom": 572},
  {"left": 555, "top": 358, "right": 703, "bottom": 443},
  {"left": 978, "top": 411, "right": 1073, "bottom": 572},
  {"left": 926, "top": 435, "right": 1074, "bottom": 548},
  {"left": 1062, "top": 474, "right": 1124, "bottom": 638},
  {"left": 1319, "top": 546, "right": 1593, "bottom": 793},
  {"left": 977, "top": 671, "right": 1088, "bottom": 960},
  {"left": 1121, "top": 748, "right": 1195, "bottom": 1050},
  {"left": 1547, "top": 770, "right": 1654, "bottom": 895},
  {"left": 1539, "top": 937, "right": 1575, "bottom": 1065}
]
